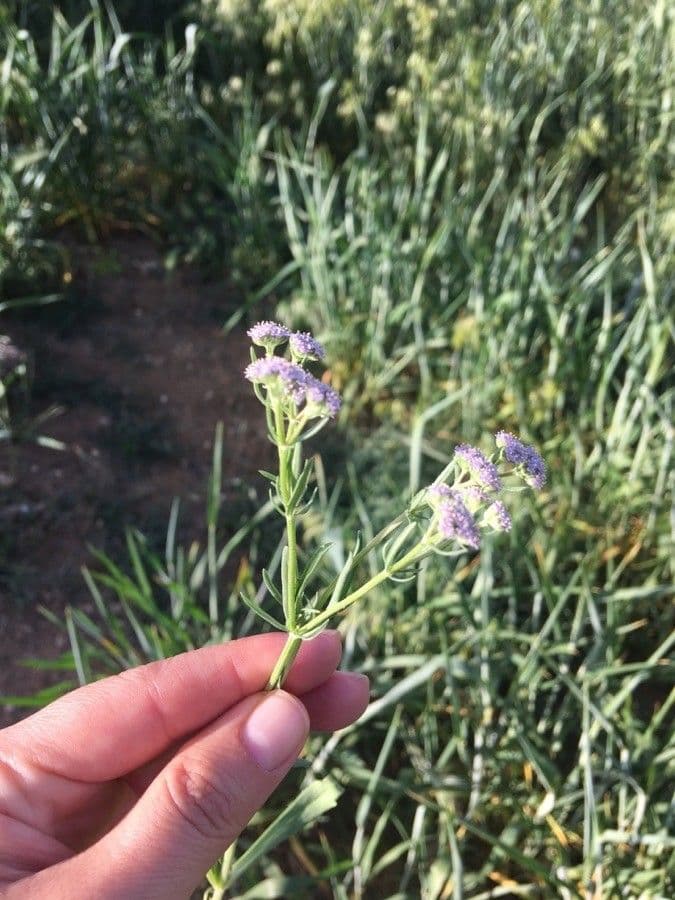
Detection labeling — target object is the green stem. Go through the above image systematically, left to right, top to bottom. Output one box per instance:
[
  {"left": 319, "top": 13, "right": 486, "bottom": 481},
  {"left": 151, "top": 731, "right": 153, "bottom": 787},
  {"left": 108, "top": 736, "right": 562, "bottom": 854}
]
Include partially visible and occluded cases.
[
  {"left": 273, "top": 400, "right": 301, "bottom": 630},
  {"left": 277, "top": 437, "right": 300, "bottom": 631},
  {"left": 277, "top": 443, "right": 290, "bottom": 505},
  {"left": 285, "top": 511, "right": 298, "bottom": 630},
  {"left": 313, "top": 512, "right": 408, "bottom": 609},
  {"left": 299, "top": 544, "right": 425, "bottom": 636},
  {"left": 266, "top": 634, "right": 304, "bottom": 690},
  {"left": 205, "top": 840, "right": 236, "bottom": 899},
  {"left": 219, "top": 840, "right": 236, "bottom": 888}
]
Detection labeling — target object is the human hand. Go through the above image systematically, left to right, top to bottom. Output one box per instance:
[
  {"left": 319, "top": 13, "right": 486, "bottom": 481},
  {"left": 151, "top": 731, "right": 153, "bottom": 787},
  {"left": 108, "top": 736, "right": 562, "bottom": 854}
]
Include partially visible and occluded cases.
[{"left": 0, "top": 631, "right": 369, "bottom": 899}]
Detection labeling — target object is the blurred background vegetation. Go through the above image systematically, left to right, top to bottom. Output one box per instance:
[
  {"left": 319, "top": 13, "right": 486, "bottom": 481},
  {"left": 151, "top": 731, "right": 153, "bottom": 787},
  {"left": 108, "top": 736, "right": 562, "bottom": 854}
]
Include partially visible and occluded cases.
[{"left": 1, "top": 1, "right": 673, "bottom": 897}]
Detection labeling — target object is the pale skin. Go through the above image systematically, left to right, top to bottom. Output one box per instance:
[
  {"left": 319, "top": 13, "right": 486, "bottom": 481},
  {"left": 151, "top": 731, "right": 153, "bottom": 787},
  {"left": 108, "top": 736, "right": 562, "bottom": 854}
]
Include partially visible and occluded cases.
[{"left": 0, "top": 630, "right": 369, "bottom": 899}]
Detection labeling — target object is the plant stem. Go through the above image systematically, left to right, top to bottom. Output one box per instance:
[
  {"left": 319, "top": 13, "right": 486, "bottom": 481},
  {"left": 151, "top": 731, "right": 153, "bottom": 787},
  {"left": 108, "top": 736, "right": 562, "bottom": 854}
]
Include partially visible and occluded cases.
[
  {"left": 273, "top": 395, "right": 301, "bottom": 632},
  {"left": 285, "top": 511, "right": 298, "bottom": 630},
  {"left": 313, "top": 512, "right": 409, "bottom": 608},
  {"left": 264, "top": 543, "right": 424, "bottom": 687},
  {"left": 299, "top": 544, "right": 425, "bottom": 636},
  {"left": 266, "top": 633, "right": 304, "bottom": 690},
  {"left": 219, "top": 840, "right": 236, "bottom": 889}
]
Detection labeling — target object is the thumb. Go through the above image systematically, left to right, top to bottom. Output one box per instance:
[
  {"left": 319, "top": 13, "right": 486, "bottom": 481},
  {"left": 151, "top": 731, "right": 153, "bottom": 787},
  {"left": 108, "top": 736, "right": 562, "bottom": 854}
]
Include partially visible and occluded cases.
[{"left": 38, "top": 690, "right": 310, "bottom": 900}]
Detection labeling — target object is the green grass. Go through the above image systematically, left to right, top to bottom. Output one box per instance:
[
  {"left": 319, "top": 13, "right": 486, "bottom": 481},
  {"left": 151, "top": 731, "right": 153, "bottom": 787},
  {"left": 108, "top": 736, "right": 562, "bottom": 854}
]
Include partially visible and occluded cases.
[
  {"left": 1, "top": 0, "right": 674, "bottom": 897},
  {"left": 0, "top": 1, "right": 256, "bottom": 292}
]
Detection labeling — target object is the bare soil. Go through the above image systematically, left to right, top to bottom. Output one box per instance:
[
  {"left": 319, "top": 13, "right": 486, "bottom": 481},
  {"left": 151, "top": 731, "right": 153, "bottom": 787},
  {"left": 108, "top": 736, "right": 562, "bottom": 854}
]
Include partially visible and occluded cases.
[{"left": 0, "top": 237, "right": 272, "bottom": 726}]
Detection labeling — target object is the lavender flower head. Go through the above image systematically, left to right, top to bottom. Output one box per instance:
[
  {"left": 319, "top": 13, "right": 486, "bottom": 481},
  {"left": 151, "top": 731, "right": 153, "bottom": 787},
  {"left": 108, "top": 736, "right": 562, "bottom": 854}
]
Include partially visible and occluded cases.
[
  {"left": 247, "top": 320, "right": 291, "bottom": 349},
  {"left": 289, "top": 331, "right": 325, "bottom": 361},
  {"left": 244, "top": 357, "right": 308, "bottom": 405},
  {"left": 245, "top": 357, "right": 341, "bottom": 419},
  {"left": 304, "top": 375, "right": 341, "bottom": 418},
  {"left": 495, "top": 431, "right": 546, "bottom": 489},
  {"left": 454, "top": 444, "right": 502, "bottom": 492},
  {"left": 426, "top": 482, "right": 452, "bottom": 504},
  {"left": 437, "top": 491, "right": 481, "bottom": 549},
  {"left": 483, "top": 500, "right": 512, "bottom": 532}
]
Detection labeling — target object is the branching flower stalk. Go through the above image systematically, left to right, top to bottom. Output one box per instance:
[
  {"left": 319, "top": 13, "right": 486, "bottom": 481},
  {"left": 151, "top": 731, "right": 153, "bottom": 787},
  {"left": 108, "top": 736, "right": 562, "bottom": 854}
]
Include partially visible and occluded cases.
[{"left": 244, "top": 322, "right": 547, "bottom": 690}]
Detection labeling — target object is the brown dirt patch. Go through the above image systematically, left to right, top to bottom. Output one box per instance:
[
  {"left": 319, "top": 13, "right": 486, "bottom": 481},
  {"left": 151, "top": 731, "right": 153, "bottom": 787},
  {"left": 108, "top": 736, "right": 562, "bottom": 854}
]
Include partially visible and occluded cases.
[{"left": 0, "top": 237, "right": 273, "bottom": 726}]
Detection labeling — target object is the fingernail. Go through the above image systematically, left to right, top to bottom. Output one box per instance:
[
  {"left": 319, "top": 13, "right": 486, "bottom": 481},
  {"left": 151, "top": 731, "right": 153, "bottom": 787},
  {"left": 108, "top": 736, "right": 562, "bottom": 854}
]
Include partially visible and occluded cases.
[{"left": 243, "top": 691, "right": 309, "bottom": 772}]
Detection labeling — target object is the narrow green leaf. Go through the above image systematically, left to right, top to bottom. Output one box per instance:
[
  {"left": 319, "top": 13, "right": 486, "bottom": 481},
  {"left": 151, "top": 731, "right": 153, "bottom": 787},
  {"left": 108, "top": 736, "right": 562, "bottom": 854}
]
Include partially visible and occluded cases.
[
  {"left": 287, "top": 459, "right": 313, "bottom": 510},
  {"left": 296, "top": 542, "right": 333, "bottom": 601},
  {"left": 261, "top": 568, "right": 283, "bottom": 605},
  {"left": 239, "top": 593, "right": 287, "bottom": 632},
  {"left": 228, "top": 778, "right": 343, "bottom": 884}
]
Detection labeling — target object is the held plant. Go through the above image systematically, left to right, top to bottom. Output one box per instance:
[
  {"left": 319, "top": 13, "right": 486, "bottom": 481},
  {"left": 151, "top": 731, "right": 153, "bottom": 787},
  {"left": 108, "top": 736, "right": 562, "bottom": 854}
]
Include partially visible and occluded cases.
[{"left": 243, "top": 322, "right": 547, "bottom": 690}]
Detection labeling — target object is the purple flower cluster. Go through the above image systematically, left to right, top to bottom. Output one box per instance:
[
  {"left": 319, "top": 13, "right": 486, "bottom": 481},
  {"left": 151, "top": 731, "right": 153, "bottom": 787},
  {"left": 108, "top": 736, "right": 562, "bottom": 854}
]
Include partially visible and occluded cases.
[
  {"left": 247, "top": 321, "right": 291, "bottom": 347},
  {"left": 247, "top": 321, "right": 327, "bottom": 364},
  {"left": 289, "top": 331, "right": 325, "bottom": 360},
  {"left": 245, "top": 343, "right": 341, "bottom": 419},
  {"left": 245, "top": 357, "right": 309, "bottom": 404},
  {"left": 304, "top": 379, "right": 341, "bottom": 418},
  {"left": 423, "top": 431, "right": 546, "bottom": 550},
  {"left": 495, "top": 431, "right": 546, "bottom": 489},
  {"left": 454, "top": 444, "right": 502, "bottom": 491},
  {"left": 426, "top": 482, "right": 511, "bottom": 551},
  {"left": 427, "top": 482, "right": 452, "bottom": 501},
  {"left": 438, "top": 492, "right": 481, "bottom": 549}
]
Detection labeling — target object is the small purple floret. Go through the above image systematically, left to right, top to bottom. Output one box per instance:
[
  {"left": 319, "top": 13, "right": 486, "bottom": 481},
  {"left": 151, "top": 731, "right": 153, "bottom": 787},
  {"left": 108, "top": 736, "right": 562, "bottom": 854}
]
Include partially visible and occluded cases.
[
  {"left": 247, "top": 320, "right": 291, "bottom": 346},
  {"left": 290, "top": 331, "right": 325, "bottom": 360},
  {"left": 244, "top": 357, "right": 308, "bottom": 403},
  {"left": 245, "top": 357, "right": 341, "bottom": 418},
  {"left": 305, "top": 375, "right": 341, "bottom": 418},
  {"left": 495, "top": 431, "right": 546, "bottom": 489},
  {"left": 454, "top": 444, "right": 502, "bottom": 491},
  {"left": 427, "top": 482, "right": 452, "bottom": 501},
  {"left": 438, "top": 492, "right": 480, "bottom": 549},
  {"left": 484, "top": 500, "right": 512, "bottom": 532}
]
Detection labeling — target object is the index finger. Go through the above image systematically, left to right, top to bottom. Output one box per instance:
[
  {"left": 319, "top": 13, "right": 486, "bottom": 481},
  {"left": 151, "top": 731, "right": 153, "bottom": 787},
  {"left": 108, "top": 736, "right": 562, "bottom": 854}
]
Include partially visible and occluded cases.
[{"left": 2, "top": 631, "right": 342, "bottom": 781}]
